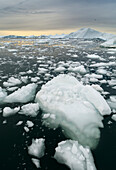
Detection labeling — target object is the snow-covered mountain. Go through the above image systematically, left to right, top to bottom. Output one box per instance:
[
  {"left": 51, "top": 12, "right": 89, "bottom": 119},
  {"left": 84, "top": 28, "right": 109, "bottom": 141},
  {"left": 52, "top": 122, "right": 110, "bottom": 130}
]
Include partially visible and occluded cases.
[
  {"left": 1, "top": 28, "right": 116, "bottom": 41},
  {"left": 64, "top": 28, "right": 116, "bottom": 40}
]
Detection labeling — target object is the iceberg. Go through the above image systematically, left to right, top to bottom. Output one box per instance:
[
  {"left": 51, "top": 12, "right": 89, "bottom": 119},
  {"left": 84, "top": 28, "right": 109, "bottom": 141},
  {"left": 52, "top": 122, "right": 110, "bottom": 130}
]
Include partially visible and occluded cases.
[
  {"left": 36, "top": 74, "right": 111, "bottom": 148},
  {"left": 54, "top": 140, "right": 96, "bottom": 170}
]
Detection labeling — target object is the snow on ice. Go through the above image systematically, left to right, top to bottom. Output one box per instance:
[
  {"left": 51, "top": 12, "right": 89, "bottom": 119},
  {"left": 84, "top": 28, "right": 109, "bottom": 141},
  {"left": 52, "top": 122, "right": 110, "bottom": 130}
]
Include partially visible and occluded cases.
[
  {"left": 36, "top": 74, "right": 111, "bottom": 148},
  {"left": 3, "top": 83, "right": 37, "bottom": 103},
  {"left": 19, "top": 103, "right": 39, "bottom": 117},
  {"left": 28, "top": 138, "right": 45, "bottom": 158},
  {"left": 54, "top": 140, "right": 96, "bottom": 170}
]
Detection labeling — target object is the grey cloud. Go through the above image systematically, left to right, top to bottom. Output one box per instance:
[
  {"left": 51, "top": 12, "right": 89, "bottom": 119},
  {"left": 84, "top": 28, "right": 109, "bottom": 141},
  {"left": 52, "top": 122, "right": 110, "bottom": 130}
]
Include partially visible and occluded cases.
[{"left": 0, "top": 0, "right": 116, "bottom": 33}]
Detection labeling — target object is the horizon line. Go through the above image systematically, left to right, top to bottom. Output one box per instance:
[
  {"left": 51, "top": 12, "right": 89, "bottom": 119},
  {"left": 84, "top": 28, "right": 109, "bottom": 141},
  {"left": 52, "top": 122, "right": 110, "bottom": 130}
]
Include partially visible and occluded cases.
[{"left": 0, "top": 27, "right": 116, "bottom": 37}]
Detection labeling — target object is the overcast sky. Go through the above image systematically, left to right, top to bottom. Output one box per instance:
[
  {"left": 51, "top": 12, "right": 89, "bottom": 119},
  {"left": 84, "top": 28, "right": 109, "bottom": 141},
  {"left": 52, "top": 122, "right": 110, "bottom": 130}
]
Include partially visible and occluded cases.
[{"left": 0, "top": 0, "right": 116, "bottom": 35}]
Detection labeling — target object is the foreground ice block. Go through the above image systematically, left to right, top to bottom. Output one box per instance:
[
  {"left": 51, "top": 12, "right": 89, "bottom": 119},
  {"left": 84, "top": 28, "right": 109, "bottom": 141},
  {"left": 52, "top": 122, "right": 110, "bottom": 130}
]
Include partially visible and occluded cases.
[
  {"left": 35, "top": 74, "right": 111, "bottom": 148},
  {"left": 4, "top": 83, "right": 37, "bottom": 103},
  {"left": 54, "top": 140, "right": 96, "bottom": 170}
]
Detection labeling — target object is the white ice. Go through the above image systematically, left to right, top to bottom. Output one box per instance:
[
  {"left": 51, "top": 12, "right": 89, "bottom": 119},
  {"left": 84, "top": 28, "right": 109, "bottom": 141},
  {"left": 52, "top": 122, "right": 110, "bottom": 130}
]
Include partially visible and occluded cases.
[
  {"left": 36, "top": 74, "right": 111, "bottom": 148},
  {"left": 3, "top": 77, "right": 22, "bottom": 87},
  {"left": 3, "top": 83, "right": 37, "bottom": 103},
  {"left": 19, "top": 103, "right": 39, "bottom": 117},
  {"left": 3, "top": 106, "right": 20, "bottom": 117},
  {"left": 28, "top": 138, "right": 45, "bottom": 158},
  {"left": 54, "top": 140, "right": 96, "bottom": 170}
]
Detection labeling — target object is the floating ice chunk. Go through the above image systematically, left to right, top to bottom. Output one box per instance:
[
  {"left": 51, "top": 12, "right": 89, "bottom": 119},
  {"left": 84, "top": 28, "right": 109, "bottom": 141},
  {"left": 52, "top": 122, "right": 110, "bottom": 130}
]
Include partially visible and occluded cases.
[
  {"left": 86, "top": 54, "right": 102, "bottom": 60},
  {"left": 90, "top": 62, "right": 116, "bottom": 67},
  {"left": 68, "top": 65, "right": 86, "bottom": 74},
  {"left": 54, "top": 66, "right": 66, "bottom": 72},
  {"left": 38, "top": 68, "right": 48, "bottom": 74},
  {"left": 96, "top": 68, "right": 107, "bottom": 75},
  {"left": 27, "top": 70, "right": 33, "bottom": 74},
  {"left": 85, "top": 73, "right": 103, "bottom": 79},
  {"left": 36, "top": 74, "right": 111, "bottom": 148},
  {"left": 20, "top": 76, "right": 28, "bottom": 84},
  {"left": 3, "top": 77, "right": 22, "bottom": 87},
  {"left": 31, "top": 77, "right": 38, "bottom": 83},
  {"left": 89, "top": 78, "right": 98, "bottom": 83},
  {"left": 108, "top": 79, "right": 116, "bottom": 86},
  {"left": 4, "top": 83, "right": 37, "bottom": 103},
  {"left": 91, "top": 85, "right": 103, "bottom": 92},
  {"left": 7, "top": 86, "right": 18, "bottom": 92},
  {"left": 0, "top": 87, "right": 7, "bottom": 104},
  {"left": 107, "top": 96, "right": 116, "bottom": 110},
  {"left": 19, "top": 103, "right": 39, "bottom": 117},
  {"left": 3, "top": 107, "right": 20, "bottom": 117},
  {"left": 111, "top": 114, "right": 116, "bottom": 121},
  {"left": 26, "top": 120, "right": 34, "bottom": 128},
  {"left": 16, "top": 121, "right": 23, "bottom": 126},
  {"left": 24, "top": 126, "right": 29, "bottom": 132},
  {"left": 28, "top": 138, "right": 45, "bottom": 158},
  {"left": 54, "top": 140, "right": 96, "bottom": 170},
  {"left": 31, "top": 158, "right": 40, "bottom": 168}
]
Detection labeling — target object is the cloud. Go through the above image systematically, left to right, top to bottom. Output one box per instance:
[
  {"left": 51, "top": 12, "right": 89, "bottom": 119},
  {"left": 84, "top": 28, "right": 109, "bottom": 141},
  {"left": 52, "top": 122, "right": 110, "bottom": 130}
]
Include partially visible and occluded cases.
[{"left": 0, "top": 0, "right": 116, "bottom": 33}]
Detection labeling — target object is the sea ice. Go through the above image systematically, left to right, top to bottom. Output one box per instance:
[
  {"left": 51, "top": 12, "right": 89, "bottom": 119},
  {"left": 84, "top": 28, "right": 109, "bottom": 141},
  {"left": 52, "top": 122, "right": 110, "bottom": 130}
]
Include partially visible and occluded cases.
[
  {"left": 36, "top": 74, "right": 111, "bottom": 148},
  {"left": 3, "top": 77, "right": 22, "bottom": 87},
  {"left": 4, "top": 83, "right": 37, "bottom": 103},
  {"left": 0, "top": 87, "right": 7, "bottom": 104},
  {"left": 19, "top": 103, "right": 39, "bottom": 117},
  {"left": 3, "top": 107, "right": 20, "bottom": 117},
  {"left": 28, "top": 138, "right": 45, "bottom": 158},
  {"left": 54, "top": 140, "right": 96, "bottom": 170},
  {"left": 31, "top": 158, "right": 40, "bottom": 168}
]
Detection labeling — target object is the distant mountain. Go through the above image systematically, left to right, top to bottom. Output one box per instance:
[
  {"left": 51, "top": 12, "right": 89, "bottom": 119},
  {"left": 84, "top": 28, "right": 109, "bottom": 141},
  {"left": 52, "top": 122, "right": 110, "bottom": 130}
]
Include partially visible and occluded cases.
[
  {"left": 1, "top": 28, "right": 116, "bottom": 41},
  {"left": 64, "top": 28, "right": 116, "bottom": 40}
]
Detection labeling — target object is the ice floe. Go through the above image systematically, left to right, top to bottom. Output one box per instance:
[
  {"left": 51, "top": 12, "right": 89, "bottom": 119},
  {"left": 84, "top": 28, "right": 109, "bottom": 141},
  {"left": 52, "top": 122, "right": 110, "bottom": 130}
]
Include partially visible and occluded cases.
[
  {"left": 36, "top": 74, "right": 111, "bottom": 148},
  {"left": 3, "top": 77, "right": 22, "bottom": 87},
  {"left": 4, "top": 83, "right": 37, "bottom": 103},
  {"left": 19, "top": 103, "right": 39, "bottom": 117},
  {"left": 3, "top": 107, "right": 20, "bottom": 117},
  {"left": 28, "top": 138, "right": 45, "bottom": 158},
  {"left": 54, "top": 140, "right": 96, "bottom": 170}
]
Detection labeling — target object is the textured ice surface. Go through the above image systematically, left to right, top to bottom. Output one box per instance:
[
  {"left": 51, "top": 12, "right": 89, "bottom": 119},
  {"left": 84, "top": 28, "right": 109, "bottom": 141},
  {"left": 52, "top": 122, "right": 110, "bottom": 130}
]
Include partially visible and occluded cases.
[
  {"left": 36, "top": 74, "right": 111, "bottom": 148},
  {"left": 3, "top": 77, "right": 22, "bottom": 87},
  {"left": 4, "top": 83, "right": 37, "bottom": 103},
  {"left": 19, "top": 103, "right": 39, "bottom": 117},
  {"left": 3, "top": 107, "right": 20, "bottom": 117},
  {"left": 28, "top": 138, "right": 45, "bottom": 158},
  {"left": 54, "top": 140, "right": 96, "bottom": 170}
]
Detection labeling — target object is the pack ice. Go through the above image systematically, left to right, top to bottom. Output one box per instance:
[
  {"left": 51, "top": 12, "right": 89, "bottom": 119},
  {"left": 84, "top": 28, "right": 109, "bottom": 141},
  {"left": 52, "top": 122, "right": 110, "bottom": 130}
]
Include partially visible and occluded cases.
[
  {"left": 36, "top": 75, "right": 111, "bottom": 148},
  {"left": 54, "top": 140, "right": 96, "bottom": 170}
]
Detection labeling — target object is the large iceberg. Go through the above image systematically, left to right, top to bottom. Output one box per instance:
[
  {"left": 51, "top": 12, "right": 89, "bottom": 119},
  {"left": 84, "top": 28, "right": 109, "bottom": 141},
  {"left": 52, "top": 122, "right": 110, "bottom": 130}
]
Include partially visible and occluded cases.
[
  {"left": 36, "top": 74, "right": 111, "bottom": 148},
  {"left": 54, "top": 140, "right": 96, "bottom": 170}
]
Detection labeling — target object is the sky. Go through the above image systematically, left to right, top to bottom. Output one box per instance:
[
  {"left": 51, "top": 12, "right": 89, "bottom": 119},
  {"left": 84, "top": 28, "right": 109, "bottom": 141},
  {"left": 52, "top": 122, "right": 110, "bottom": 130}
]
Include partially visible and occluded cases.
[{"left": 0, "top": 0, "right": 116, "bottom": 36}]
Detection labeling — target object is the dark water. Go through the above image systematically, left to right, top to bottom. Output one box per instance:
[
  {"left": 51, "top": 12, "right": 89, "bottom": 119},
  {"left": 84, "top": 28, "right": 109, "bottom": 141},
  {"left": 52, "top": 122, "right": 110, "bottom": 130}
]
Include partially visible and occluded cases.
[{"left": 0, "top": 38, "right": 116, "bottom": 170}]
